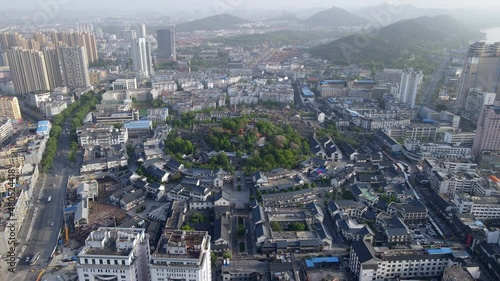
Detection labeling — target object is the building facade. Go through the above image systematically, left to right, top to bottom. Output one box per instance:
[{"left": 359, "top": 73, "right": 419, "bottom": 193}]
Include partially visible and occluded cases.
[
  {"left": 156, "top": 29, "right": 176, "bottom": 62},
  {"left": 131, "top": 38, "right": 153, "bottom": 78},
  {"left": 60, "top": 46, "right": 91, "bottom": 89},
  {"left": 6, "top": 47, "right": 50, "bottom": 94},
  {"left": 398, "top": 69, "right": 423, "bottom": 109},
  {"left": 0, "top": 96, "right": 22, "bottom": 120},
  {"left": 472, "top": 105, "right": 500, "bottom": 167}
]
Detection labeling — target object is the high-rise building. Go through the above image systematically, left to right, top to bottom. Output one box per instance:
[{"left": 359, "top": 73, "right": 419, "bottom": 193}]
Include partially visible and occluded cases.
[
  {"left": 77, "top": 23, "right": 94, "bottom": 34},
  {"left": 137, "top": 23, "right": 147, "bottom": 38},
  {"left": 156, "top": 29, "right": 176, "bottom": 62},
  {"left": 122, "top": 30, "right": 137, "bottom": 42},
  {"left": 0, "top": 32, "right": 29, "bottom": 50},
  {"left": 56, "top": 32, "right": 99, "bottom": 64},
  {"left": 131, "top": 38, "right": 153, "bottom": 78},
  {"left": 458, "top": 42, "right": 500, "bottom": 108},
  {"left": 60, "top": 46, "right": 90, "bottom": 89},
  {"left": 6, "top": 47, "right": 51, "bottom": 94},
  {"left": 41, "top": 47, "right": 64, "bottom": 90},
  {"left": 398, "top": 69, "right": 423, "bottom": 109},
  {"left": 463, "top": 88, "right": 497, "bottom": 124},
  {"left": 0, "top": 96, "right": 22, "bottom": 120},
  {"left": 472, "top": 104, "right": 500, "bottom": 167},
  {"left": 0, "top": 117, "right": 13, "bottom": 145},
  {"left": 76, "top": 227, "right": 150, "bottom": 281},
  {"left": 149, "top": 230, "right": 211, "bottom": 281}
]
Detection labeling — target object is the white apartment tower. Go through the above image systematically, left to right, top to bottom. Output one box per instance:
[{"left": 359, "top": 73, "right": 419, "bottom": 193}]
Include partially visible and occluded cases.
[
  {"left": 131, "top": 38, "right": 153, "bottom": 78},
  {"left": 60, "top": 46, "right": 91, "bottom": 89},
  {"left": 398, "top": 69, "right": 423, "bottom": 109},
  {"left": 76, "top": 227, "right": 150, "bottom": 281},
  {"left": 149, "top": 230, "right": 212, "bottom": 281}
]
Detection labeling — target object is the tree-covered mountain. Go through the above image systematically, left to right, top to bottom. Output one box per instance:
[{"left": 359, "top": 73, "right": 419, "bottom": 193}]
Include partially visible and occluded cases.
[
  {"left": 354, "top": 4, "right": 446, "bottom": 26},
  {"left": 302, "top": 6, "right": 369, "bottom": 27},
  {"left": 175, "top": 14, "right": 250, "bottom": 32},
  {"left": 309, "top": 15, "right": 480, "bottom": 68}
]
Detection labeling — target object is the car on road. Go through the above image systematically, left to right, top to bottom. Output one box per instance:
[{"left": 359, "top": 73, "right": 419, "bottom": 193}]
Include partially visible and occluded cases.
[
  {"left": 50, "top": 222, "right": 54, "bottom": 227},
  {"left": 25, "top": 256, "right": 30, "bottom": 263}
]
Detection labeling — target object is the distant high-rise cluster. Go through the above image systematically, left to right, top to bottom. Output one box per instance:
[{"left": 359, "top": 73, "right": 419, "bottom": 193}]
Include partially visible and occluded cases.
[
  {"left": 156, "top": 29, "right": 176, "bottom": 62},
  {"left": 0, "top": 30, "right": 98, "bottom": 93},
  {"left": 458, "top": 42, "right": 500, "bottom": 108},
  {"left": 459, "top": 42, "right": 500, "bottom": 167}
]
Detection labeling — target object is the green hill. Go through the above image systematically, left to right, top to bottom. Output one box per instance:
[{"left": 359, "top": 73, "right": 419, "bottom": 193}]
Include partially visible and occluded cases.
[
  {"left": 354, "top": 4, "right": 446, "bottom": 26},
  {"left": 302, "top": 6, "right": 369, "bottom": 27},
  {"left": 175, "top": 14, "right": 250, "bottom": 32},
  {"left": 310, "top": 15, "right": 479, "bottom": 68}
]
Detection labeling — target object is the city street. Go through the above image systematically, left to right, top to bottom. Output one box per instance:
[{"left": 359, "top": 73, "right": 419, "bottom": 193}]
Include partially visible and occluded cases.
[{"left": 4, "top": 119, "right": 80, "bottom": 281}]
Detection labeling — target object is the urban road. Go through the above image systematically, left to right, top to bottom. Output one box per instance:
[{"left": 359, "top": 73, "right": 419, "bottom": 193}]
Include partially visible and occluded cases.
[{"left": 7, "top": 119, "right": 79, "bottom": 281}]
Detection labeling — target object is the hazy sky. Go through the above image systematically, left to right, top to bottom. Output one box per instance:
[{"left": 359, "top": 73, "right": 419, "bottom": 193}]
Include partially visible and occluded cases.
[{"left": 3, "top": 0, "right": 499, "bottom": 11}]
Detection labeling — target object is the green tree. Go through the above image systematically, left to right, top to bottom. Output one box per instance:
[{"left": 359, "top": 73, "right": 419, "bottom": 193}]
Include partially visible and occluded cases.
[
  {"left": 270, "top": 221, "right": 282, "bottom": 232},
  {"left": 290, "top": 222, "right": 306, "bottom": 231},
  {"left": 181, "top": 224, "right": 194, "bottom": 231},
  {"left": 210, "top": 252, "right": 217, "bottom": 265},
  {"left": 222, "top": 252, "right": 232, "bottom": 259}
]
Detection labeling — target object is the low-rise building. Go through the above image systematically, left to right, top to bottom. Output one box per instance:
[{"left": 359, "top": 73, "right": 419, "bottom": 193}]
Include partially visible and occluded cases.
[
  {"left": 36, "top": 120, "right": 51, "bottom": 136},
  {"left": 77, "top": 124, "right": 128, "bottom": 148},
  {"left": 453, "top": 194, "right": 500, "bottom": 220},
  {"left": 76, "top": 227, "right": 150, "bottom": 281},
  {"left": 349, "top": 241, "right": 466, "bottom": 281}
]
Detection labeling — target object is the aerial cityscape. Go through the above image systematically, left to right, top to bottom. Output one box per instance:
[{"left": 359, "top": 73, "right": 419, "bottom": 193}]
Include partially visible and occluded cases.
[{"left": 1, "top": 1, "right": 500, "bottom": 281}]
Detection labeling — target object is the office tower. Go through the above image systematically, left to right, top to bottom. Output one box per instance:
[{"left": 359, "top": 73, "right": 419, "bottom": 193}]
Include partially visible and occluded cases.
[
  {"left": 77, "top": 23, "right": 94, "bottom": 34},
  {"left": 137, "top": 23, "right": 147, "bottom": 38},
  {"left": 122, "top": 29, "right": 137, "bottom": 42},
  {"left": 156, "top": 29, "right": 176, "bottom": 62},
  {"left": 131, "top": 38, "right": 153, "bottom": 77},
  {"left": 458, "top": 42, "right": 500, "bottom": 108},
  {"left": 60, "top": 46, "right": 90, "bottom": 89},
  {"left": 6, "top": 47, "right": 51, "bottom": 94},
  {"left": 41, "top": 47, "right": 63, "bottom": 90},
  {"left": 398, "top": 68, "right": 423, "bottom": 109},
  {"left": 463, "top": 88, "right": 497, "bottom": 124},
  {"left": 0, "top": 96, "right": 22, "bottom": 120},
  {"left": 472, "top": 104, "right": 500, "bottom": 166},
  {"left": 76, "top": 227, "right": 150, "bottom": 281},
  {"left": 149, "top": 230, "right": 211, "bottom": 281}
]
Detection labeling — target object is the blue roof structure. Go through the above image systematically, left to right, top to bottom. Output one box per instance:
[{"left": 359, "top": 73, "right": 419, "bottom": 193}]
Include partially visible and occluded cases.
[
  {"left": 320, "top": 80, "right": 346, "bottom": 85},
  {"left": 302, "top": 87, "right": 314, "bottom": 97},
  {"left": 36, "top": 120, "right": 51, "bottom": 134},
  {"left": 124, "top": 120, "right": 152, "bottom": 129},
  {"left": 427, "top": 248, "right": 452, "bottom": 255},
  {"left": 305, "top": 257, "right": 340, "bottom": 268}
]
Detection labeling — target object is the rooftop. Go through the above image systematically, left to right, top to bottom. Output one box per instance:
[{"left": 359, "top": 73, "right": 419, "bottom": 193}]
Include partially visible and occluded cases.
[{"left": 153, "top": 230, "right": 209, "bottom": 260}]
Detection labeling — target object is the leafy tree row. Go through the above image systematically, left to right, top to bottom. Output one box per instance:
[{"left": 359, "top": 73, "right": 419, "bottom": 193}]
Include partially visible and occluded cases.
[{"left": 40, "top": 91, "right": 101, "bottom": 172}]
